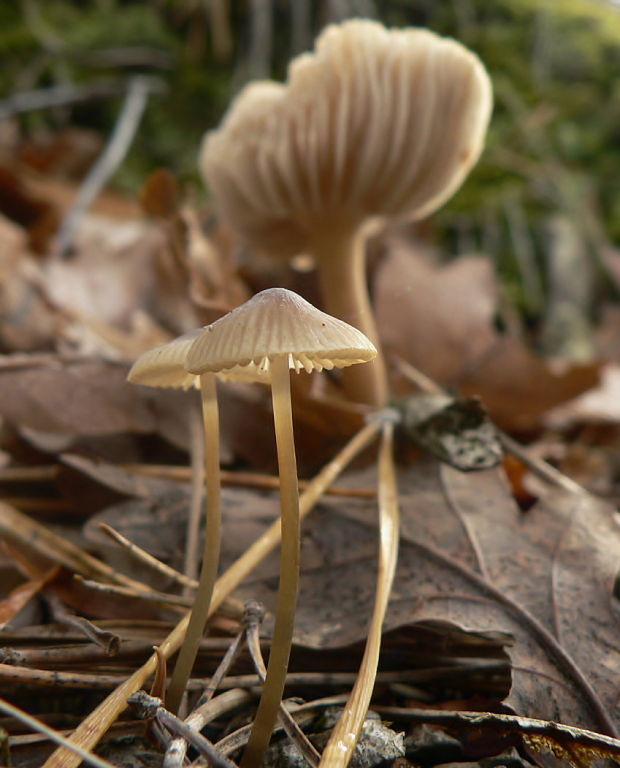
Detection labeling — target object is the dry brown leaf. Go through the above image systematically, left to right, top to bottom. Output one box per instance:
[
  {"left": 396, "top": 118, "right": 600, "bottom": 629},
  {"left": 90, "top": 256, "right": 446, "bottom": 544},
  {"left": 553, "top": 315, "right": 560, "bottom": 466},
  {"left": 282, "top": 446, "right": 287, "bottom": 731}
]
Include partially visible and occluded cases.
[
  {"left": 0, "top": 165, "right": 59, "bottom": 253},
  {"left": 0, "top": 216, "right": 61, "bottom": 351},
  {"left": 45, "top": 217, "right": 162, "bottom": 330},
  {"left": 375, "top": 238, "right": 601, "bottom": 431},
  {"left": 375, "top": 240, "right": 498, "bottom": 385},
  {"left": 458, "top": 339, "right": 601, "bottom": 432},
  {"left": 0, "top": 358, "right": 193, "bottom": 450},
  {"left": 232, "top": 460, "right": 620, "bottom": 735}
]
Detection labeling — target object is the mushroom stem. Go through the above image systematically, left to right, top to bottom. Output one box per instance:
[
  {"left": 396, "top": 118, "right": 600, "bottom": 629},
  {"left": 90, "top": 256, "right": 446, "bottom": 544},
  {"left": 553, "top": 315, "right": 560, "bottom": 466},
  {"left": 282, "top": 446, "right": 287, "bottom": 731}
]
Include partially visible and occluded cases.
[
  {"left": 311, "top": 226, "right": 388, "bottom": 407},
  {"left": 241, "top": 355, "right": 300, "bottom": 768},
  {"left": 167, "top": 372, "right": 222, "bottom": 714}
]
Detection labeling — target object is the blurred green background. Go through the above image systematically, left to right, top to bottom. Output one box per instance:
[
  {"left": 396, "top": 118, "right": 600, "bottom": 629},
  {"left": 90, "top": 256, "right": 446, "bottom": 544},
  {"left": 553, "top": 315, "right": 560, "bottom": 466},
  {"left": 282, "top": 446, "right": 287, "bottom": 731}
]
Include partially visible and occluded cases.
[{"left": 2, "top": 0, "right": 619, "bottom": 344}]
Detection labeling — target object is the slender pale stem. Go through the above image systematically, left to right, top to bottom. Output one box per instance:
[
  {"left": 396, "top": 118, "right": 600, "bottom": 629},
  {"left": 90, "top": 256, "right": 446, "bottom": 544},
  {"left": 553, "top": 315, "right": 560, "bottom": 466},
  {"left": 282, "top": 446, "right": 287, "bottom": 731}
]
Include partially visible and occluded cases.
[
  {"left": 312, "top": 226, "right": 388, "bottom": 407},
  {"left": 241, "top": 356, "right": 300, "bottom": 768},
  {"left": 167, "top": 373, "right": 221, "bottom": 714},
  {"left": 183, "top": 410, "right": 205, "bottom": 588},
  {"left": 319, "top": 419, "right": 400, "bottom": 768},
  {"left": 42, "top": 420, "right": 381, "bottom": 768}
]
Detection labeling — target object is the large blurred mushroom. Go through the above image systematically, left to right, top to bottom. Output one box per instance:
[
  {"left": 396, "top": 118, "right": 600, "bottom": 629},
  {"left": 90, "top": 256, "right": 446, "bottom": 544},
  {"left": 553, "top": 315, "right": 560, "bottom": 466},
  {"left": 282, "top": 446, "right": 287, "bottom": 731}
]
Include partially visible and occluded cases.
[{"left": 200, "top": 19, "right": 492, "bottom": 407}]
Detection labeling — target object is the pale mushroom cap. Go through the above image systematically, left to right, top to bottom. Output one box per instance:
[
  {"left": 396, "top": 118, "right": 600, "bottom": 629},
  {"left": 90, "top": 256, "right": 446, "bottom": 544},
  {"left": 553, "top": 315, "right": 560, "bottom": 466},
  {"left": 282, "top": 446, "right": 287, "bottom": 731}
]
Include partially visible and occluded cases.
[
  {"left": 201, "top": 19, "right": 492, "bottom": 257},
  {"left": 184, "top": 287, "right": 377, "bottom": 376},
  {"left": 127, "top": 329, "right": 269, "bottom": 389},
  {"left": 127, "top": 329, "right": 202, "bottom": 390}
]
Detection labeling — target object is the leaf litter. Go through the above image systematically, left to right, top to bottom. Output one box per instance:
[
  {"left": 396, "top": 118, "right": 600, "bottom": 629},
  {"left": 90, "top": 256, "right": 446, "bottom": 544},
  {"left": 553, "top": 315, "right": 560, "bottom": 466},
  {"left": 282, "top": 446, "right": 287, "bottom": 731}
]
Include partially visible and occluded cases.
[{"left": 0, "top": 141, "right": 619, "bottom": 768}]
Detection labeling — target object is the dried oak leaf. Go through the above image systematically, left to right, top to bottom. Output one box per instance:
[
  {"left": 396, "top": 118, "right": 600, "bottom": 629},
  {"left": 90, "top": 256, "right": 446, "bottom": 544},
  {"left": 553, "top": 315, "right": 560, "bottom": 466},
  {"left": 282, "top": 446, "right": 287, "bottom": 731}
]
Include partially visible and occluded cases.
[
  {"left": 375, "top": 241, "right": 600, "bottom": 431},
  {"left": 375, "top": 241, "right": 498, "bottom": 386},
  {"left": 0, "top": 359, "right": 191, "bottom": 449},
  {"left": 234, "top": 460, "right": 620, "bottom": 735}
]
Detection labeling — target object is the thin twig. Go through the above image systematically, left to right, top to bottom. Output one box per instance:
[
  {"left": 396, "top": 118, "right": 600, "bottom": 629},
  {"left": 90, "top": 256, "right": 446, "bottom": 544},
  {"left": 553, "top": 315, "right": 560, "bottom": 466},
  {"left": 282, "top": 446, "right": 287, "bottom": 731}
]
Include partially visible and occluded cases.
[
  {"left": 53, "top": 76, "right": 156, "bottom": 258},
  {"left": 0, "top": 79, "right": 160, "bottom": 120},
  {"left": 122, "top": 464, "right": 377, "bottom": 498},
  {"left": 98, "top": 523, "right": 197, "bottom": 590},
  {"left": 164, "top": 689, "right": 253, "bottom": 768},
  {"left": 129, "top": 692, "right": 237, "bottom": 768},
  {"left": 216, "top": 696, "right": 350, "bottom": 757},
  {"left": 0, "top": 698, "right": 116, "bottom": 768},
  {"left": 157, "top": 707, "right": 238, "bottom": 768}
]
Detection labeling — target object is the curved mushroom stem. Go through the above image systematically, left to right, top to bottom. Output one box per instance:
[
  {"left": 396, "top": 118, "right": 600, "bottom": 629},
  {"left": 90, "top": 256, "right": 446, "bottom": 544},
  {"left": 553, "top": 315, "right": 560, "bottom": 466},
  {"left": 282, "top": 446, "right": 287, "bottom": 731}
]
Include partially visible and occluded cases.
[
  {"left": 311, "top": 225, "right": 388, "bottom": 408},
  {"left": 241, "top": 355, "right": 300, "bottom": 768},
  {"left": 167, "top": 372, "right": 222, "bottom": 714}
]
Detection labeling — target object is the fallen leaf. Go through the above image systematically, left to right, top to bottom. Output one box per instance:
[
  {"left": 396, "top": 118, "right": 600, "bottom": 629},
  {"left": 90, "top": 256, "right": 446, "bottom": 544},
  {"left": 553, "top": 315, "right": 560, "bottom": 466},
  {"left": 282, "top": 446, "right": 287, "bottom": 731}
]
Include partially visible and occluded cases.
[
  {"left": 0, "top": 165, "right": 59, "bottom": 253},
  {"left": 375, "top": 239, "right": 601, "bottom": 431},
  {"left": 375, "top": 240, "right": 498, "bottom": 386},
  {"left": 458, "top": 340, "right": 601, "bottom": 433},
  {"left": 0, "top": 358, "right": 192, "bottom": 450},
  {"left": 232, "top": 460, "right": 620, "bottom": 735}
]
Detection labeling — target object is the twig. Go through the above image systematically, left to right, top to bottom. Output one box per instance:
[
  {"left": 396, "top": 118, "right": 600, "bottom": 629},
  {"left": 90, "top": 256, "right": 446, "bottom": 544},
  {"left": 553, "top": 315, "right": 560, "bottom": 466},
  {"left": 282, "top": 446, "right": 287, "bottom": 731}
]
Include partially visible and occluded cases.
[
  {"left": 248, "top": 0, "right": 272, "bottom": 79},
  {"left": 53, "top": 76, "right": 156, "bottom": 258},
  {"left": 0, "top": 79, "right": 158, "bottom": 120},
  {"left": 121, "top": 464, "right": 377, "bottom": 498},
  {"left": 0, "top": 465, "right": 59, "bottom": 482},
  {"left": 0, "top": 502, "right": 148, "bottom": 591},
  {"left": 97, "top": 523, "right": 197, "bottom": 590},
  {"left": 74, "top": 576, "right": 190, "bottom": 609},
  {"left": 48, "top": 594, "right": 120, "bottom": 656},
  {"left": 244, "top": 601, "right": 321, "bottom": 768},
  {"left": 0, "top": 662, "right": 505, "bottom": 692},
  {"left": 164, "top": 689, "right": 253, "bottom": 768},
  {"left": 129, "top": 692, "right": 237, "bottom": 768},
  {"left": 215, "top": 696, "right": 351, "bottom": 758},
  {"left": 0, "top": 698, "right": 116, "bottom": 768},
  {"left": 216, "top": 703, "right": 316, "bottom": 758},
  {"left": 158, "top": 707, "right": 238, "bottom": 768}
]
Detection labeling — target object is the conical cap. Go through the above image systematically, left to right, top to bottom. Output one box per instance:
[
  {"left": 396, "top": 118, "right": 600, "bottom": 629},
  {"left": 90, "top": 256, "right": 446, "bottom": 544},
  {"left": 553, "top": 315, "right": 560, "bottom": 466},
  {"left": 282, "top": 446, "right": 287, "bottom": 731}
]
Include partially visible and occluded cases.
[
  {"left": 185, "top": 287, "right": 377, "bottom": 376},
  {"left": 128, "top": 329, "right": 269, "bottom": 389},
  {"left": 127, "top": 330, "right": 202, "bottom": 390}
]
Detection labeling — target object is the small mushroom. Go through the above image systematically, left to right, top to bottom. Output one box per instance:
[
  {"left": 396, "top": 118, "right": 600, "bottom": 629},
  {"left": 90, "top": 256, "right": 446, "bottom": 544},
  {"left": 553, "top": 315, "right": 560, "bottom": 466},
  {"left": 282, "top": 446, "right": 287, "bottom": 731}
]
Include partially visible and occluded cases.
[
  {"left": 200, "top": 19, "right": 492, "bottom": 407},
  {"left": 184, "top": 287, "right": 376, "bottom": 768},
  {"left": 127, "top": 329, "right": 266, "bottom": 715}
]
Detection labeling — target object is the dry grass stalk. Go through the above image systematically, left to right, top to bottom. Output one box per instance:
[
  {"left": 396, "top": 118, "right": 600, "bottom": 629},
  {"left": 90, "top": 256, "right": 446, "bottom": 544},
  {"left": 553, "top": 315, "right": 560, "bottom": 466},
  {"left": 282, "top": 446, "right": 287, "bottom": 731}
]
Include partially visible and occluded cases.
[{"left": 319, "top": 418, "right": 400, "bottom": 768}]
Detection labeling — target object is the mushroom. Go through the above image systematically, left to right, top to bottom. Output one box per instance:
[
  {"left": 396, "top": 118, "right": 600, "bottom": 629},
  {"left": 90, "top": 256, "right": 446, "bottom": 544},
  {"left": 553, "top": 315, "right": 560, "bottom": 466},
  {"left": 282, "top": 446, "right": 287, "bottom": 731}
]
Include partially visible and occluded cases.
[
  {"left": 200, "top": 19, "right": 492, "bottom": 407},
  {"left": 184, "top": 287, "right": 376, "bottom": 768},
  {"left": 127, "top": 330, "right": 266, "bottom": 715}
]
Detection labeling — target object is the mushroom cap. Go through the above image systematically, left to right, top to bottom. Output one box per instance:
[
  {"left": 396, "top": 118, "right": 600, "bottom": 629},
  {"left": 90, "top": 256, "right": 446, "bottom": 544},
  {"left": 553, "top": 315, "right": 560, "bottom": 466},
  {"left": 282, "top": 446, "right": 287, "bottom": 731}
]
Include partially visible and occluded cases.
[
  {"left": 201, "top": 19, "right": 492, "bottom": 257},
  {"left": 184, "top": 287, "right": 377, "bottom": 376},
  {"left": 127, "top": 329, "right": 269, "bottom": 389},
  {"left": 127, "top": 329, "right": 202, "bottom": 390}
]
